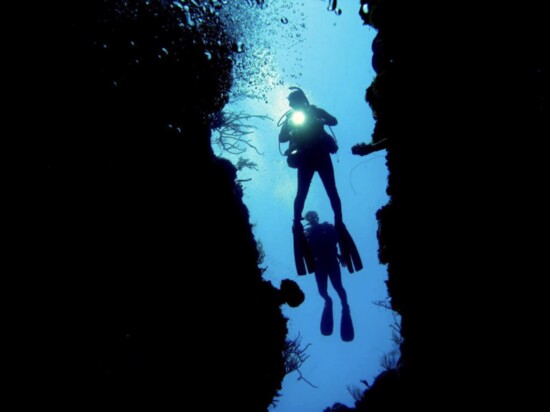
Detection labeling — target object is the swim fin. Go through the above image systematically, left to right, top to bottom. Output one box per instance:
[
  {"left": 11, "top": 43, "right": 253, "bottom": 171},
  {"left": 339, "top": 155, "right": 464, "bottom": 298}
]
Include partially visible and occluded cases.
[
  {"left": 292, "top": 221, "right": 315, "bottom": 276},
  {"left": 336, "top": 222, "right": 363, "bottom": 274},
  {"left": 320, "top": 301, "right": 334, "bottom": 336},
  {"left": 341, "top": 305, "right": 354, "bottom": 342}
]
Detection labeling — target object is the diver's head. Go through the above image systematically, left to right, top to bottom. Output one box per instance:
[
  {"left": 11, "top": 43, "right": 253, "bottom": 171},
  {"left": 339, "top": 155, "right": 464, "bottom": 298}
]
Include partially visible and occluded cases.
[
  {"left": 288, "top": 87, "right": 309, "bottom": 109},
  {"left": 304, "top": 211, "right": 319, "bottom": 226}
]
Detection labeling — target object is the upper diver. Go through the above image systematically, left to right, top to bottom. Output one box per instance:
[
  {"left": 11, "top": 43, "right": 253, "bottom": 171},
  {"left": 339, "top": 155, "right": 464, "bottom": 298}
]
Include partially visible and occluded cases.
[{"left": 278, "top": 87, "right": 363, "bottom": 276}]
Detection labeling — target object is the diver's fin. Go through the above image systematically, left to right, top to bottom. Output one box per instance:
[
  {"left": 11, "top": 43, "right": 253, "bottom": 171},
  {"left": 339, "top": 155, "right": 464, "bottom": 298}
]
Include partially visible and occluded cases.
[
  {"left": 292, "top": 221, "right": 315, "bottom": 276},
  {"left": 336, "top": 222, "right": 363, "bottom": 273},
  {"left": 293, "top": 224, "right": 306, "bottom": 276},
  {"left": 347, "top": 233, "right": 363, "bottom": 272},
  {"left": 302, "top": 235, "right": 315, "bottom": 274},
  {"left": 340, "top": 241, "right": 354, "bottom": 274},
  {"left": 320, "top": 301, "right": 334, "bottom": 336},
  {"left": 341, "top": 306, "right": 354, "bottom": 342}
]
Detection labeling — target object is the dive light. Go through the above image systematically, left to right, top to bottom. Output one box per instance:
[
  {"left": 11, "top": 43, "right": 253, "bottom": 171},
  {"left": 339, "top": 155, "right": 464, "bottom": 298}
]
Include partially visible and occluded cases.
[{"left": 290, "top": 110, "right": 306, "bottom": 126}]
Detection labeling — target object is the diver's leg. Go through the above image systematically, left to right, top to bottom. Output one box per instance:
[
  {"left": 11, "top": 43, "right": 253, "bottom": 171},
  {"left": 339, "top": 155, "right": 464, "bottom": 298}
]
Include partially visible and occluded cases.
[
  {"left": 318, "top": 157, "right": 364, "bottom": 272},
  {"left": 318, "top": 158, "right": 343, "bottom": 224},
  {"left": 292, "top": 167, "right": 315, "bottom": 276},
  {"left": 294, "top": 167, "right": 315, "bottom": 222},
  {"left": 328, "top": 260, "right": 354, "bottom": 341},
  {"left": 327, "top": 261, "right": 349, "bottom": 310},
  {"left": 315, "top": 266, "right": 333, "bottom": 336},
  {"left": 315, "top": 268, "right": 332, "bottom": 304}
]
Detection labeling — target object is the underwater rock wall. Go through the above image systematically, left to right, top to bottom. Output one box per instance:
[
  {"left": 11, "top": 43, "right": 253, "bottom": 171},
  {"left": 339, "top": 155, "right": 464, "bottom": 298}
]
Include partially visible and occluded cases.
[
  {"left": 351, "top": 0, "right": 546, "bottom": 408},
  {"left": 10, "top": 2, "right": 289, "bottom": 410}
]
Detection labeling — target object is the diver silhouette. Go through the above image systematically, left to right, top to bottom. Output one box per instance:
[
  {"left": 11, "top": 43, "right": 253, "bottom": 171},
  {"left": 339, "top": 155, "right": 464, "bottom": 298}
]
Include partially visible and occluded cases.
[
  {"left": 278, "top": 87, "right": 363, "bottom": 276},
  {"left": 279, "top": 87, "right": 341, "bottom": 225},
  {"left": 304, "top": 211, "right": 354, "bottom": 342}
]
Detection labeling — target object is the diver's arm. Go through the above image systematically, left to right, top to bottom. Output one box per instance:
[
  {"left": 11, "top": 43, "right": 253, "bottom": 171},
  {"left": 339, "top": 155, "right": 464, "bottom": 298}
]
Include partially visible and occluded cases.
[
  {"left": 315, "top": 108, "right": 338, "bottom": 126},
  {"left": 279, "top": 121, "right": 291, "bottom": 143}
]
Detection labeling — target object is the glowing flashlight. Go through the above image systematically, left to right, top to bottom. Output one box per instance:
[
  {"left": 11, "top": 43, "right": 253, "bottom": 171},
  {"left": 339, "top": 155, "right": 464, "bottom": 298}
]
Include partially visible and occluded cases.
[{"left": 290, "top": 111, "right": 306, "bottom": 126}]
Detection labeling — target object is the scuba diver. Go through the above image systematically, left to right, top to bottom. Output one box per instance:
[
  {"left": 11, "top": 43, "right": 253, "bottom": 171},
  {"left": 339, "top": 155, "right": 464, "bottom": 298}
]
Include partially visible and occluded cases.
[
  {"left": 278, "top": 87, "right": 363, "bottom": 276},
  {"left": 304, "top": 211, "right": 354, "bottom": 341}
]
